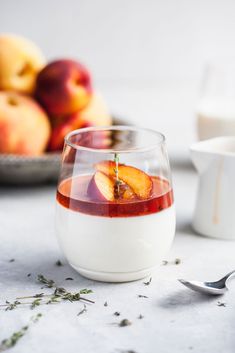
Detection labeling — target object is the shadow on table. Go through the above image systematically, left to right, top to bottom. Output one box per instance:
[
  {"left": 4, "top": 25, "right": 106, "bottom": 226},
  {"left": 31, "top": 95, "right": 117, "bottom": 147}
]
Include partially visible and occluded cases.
[
  {"left": 176, "top": 220, "right": 198, "bottom": 237},
  {"left": 2, "top": 252, "right": 127, "bottom": 292},
  {"left": 2, "top": 253, "right": 92, "bottom": 287},
  {"left": 157, "top": 288, "right": 216, "bottom": 309}
]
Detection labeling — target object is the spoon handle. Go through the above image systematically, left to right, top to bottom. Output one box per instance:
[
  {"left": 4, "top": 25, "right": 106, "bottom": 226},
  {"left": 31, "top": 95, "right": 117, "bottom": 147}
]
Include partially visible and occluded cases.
[{"left": 222, "top": 270, "right": 235, "bottom": 283}]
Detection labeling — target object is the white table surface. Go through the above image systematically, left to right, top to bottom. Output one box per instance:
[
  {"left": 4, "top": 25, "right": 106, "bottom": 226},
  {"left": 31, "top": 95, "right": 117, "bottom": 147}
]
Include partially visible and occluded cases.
[{"left": 0, "top": 165, "right": 235, "bottom": 353}]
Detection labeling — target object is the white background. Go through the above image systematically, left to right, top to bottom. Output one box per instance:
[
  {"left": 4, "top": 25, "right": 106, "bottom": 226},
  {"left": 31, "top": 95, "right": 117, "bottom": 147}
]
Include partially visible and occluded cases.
[{"left": 1, "top": 0, "right": 235, "bottom": 155}]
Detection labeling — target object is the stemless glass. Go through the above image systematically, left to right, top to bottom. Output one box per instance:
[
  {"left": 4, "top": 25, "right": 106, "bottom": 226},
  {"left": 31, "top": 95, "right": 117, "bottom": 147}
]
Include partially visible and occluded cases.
[{"left": 55, "top": 126, "right": 176, "bottom": 282}]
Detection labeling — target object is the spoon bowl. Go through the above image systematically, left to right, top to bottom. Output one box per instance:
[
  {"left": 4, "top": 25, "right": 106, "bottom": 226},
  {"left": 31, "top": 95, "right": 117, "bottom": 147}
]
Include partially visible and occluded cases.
[{"left": 178, "top": 270, "right": 235, "bottom": 295}]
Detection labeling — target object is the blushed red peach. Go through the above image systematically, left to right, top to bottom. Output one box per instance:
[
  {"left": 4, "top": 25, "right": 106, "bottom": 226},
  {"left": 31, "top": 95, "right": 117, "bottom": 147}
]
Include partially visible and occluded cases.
[
  {"left": 36, "top": 59, "right": 92, "bottom": 116},
  {"left": 48, "top": 92, "right": 112, "bottom": 151},
  {"left": 78, "top": 92, "right": 112, "bottom": 127},
  {"left": 48, "top": 113, "right": 90, "bottom": 151}
]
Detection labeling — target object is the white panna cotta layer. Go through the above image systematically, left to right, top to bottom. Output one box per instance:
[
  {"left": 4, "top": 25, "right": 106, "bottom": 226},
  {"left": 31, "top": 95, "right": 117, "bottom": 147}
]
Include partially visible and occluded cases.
[{"left": 56, "top": 202, "right": 176, "bottom": 282}]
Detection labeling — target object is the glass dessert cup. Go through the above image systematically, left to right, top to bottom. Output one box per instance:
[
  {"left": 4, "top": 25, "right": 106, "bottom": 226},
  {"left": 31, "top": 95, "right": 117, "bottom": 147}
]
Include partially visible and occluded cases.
[{"left": 55, "top": 126, "right": 176, "bottom": 282}]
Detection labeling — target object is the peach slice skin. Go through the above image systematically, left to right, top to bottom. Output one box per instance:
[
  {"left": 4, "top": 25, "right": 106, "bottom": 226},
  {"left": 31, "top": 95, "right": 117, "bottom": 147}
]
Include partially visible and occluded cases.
[
  {"left": 95, "top": 161, "right": 153, "bottom": 199},
  {"left": 87, "top": 171, "right": 115, "bottom": 202}
]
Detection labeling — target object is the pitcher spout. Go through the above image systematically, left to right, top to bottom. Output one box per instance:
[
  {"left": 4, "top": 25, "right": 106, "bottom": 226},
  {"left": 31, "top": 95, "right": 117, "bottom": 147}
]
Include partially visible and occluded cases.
[
  {"left": 190, "top": 136, "right": 235, "bottom": 173},
  {"left": 190, "top": 144, "right": 214, "bottom": 174}
]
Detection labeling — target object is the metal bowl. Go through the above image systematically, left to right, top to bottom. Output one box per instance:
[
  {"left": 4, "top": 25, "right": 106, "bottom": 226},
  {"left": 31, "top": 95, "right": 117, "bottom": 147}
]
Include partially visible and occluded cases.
[{"left": 0, "top": 117, "right": 128, "bottom": 185}]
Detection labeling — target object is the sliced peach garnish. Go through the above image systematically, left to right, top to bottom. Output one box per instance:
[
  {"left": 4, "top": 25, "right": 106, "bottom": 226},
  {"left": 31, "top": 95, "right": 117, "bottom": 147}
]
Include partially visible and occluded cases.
[
  {"left": 95, "top": 161, "right": 153, "bottom": 199},
  {"left": 87, "top": 170, "right": 136, "bottom": 202},
  {"left": 87, "top": 171, "right": 115, "bottom": 201},
  {"left": 115, "top": 181, "right": 136, "bottom": 200},
  {"left": 122, "top": 185, "right": 136, "bottom": 200}
]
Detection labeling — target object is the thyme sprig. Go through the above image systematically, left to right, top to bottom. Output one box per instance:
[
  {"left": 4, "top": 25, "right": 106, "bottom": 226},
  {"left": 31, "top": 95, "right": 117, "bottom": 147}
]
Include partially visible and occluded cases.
[
  {"left": 114, "top": 153, "right": 121, "bottom": 198},
  {"left": 114, "top": 153, "right": 119, "bottom": 176},
  {"left": 1, "top": 275, "right": 94, "bottom": 311},
  {"left": 37, "top": 275, "right": 94, "bottom": 303},
  {"left": 15, "top": 289, "right": 94, "bottom": 305},
  {"left": 17, "top": 293, "right": 44, "bottom": 300},
  {"left": 0, "top": 314, "right": 42, "bottom": 351},
  {"left": 0, "top": 326, "right": 28, "bottom": 351}
]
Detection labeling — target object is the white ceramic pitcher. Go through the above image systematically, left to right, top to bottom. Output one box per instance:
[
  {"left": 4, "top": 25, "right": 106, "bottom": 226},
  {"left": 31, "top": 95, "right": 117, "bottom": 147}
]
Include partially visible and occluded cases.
[{"left": 191, "top": 136, "right": 235, "bottom": 240}]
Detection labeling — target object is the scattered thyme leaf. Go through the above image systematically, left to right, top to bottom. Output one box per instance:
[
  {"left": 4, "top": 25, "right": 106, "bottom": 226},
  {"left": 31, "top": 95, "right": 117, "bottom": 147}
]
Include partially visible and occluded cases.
[
  {"left": 162, "top": 258, "right": 181, "bottom": 265},
  {"left": 9, "top": 259, "right": 15, "bottom": 263},
  {"left": 55, "top": 260, "right": 63, "bottom": 267},
  {"left": 27, "top": 273, "right": 31, "bottom": 277},
  {"left": 37, "top": 274, "right": 55, "bottom": 288},
  {"left": 65, "top": 277, "right": 74, "bottom": 281},
  {"left": 143, "top": 277, "right": 152, "bottom": 286},
  {"left": 54, "top": 287, "right": 66, "bottom": 295},
  {"left": 80, "top": 289, "right": 93, "bottom": 295},
  {"left": 60, "top": 291, "right": 94, "bottom": 304},
  {"left": 60, "top": 292, "right": 80, "bottom": 303},
  {"left": 138, "top": 295, "right": 148, "bottom": 298},
  {"left": 46, "top": 296, "right": 60, "bottom": 305},
  {"left": 30, "top": 299, "right": 42, "bottom": 309},
  {"left": 5, "top": 301, "right": 21, "bottom": 311},
  {"left": 104, "top": 301, "right": 108, "bottom": 307},
  {"left": 217, "top": 301, "right": 226, "bottom": 307},
  {"left": 77, "top": 304, "right": 87, "bottom": 316},
  {"left": 114, "top": 311, "right": 120, "bottom": 316},
  {"left": 31, "top": 313, "right": 42, "bottom": 323},
  {"left": 138, "top": 314, "right": 144, "bottom": 319},
  {"left": 119, "top": 319, "right": 132, "bottom": 327}
]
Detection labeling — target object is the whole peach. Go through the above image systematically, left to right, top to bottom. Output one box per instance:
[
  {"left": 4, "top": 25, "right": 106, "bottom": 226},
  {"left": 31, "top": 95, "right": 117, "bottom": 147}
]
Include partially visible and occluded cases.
[
  {"left": 0, "top": 34, "right": 45, "bottom": 94},
  {"left": 36, "top": 59, "right": 92, "bottom": 116},
  {"left": 0, "top": 92, "right": 51, "bottom": 155},
  {"left": 48, "top": 92, "right": 112, "bottom": 151},
  {"left": 78, "top": 92, "right": 112, "bottom": 127},
  {"left": 48, "top": 113, "right": 90, "bottom": 151}
]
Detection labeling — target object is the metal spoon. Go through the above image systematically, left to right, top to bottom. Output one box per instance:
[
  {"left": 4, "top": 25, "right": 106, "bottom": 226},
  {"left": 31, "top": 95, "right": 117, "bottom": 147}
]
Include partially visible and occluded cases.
[{"left": 178, "top": 270, "right": 235, "bottom": 295}]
